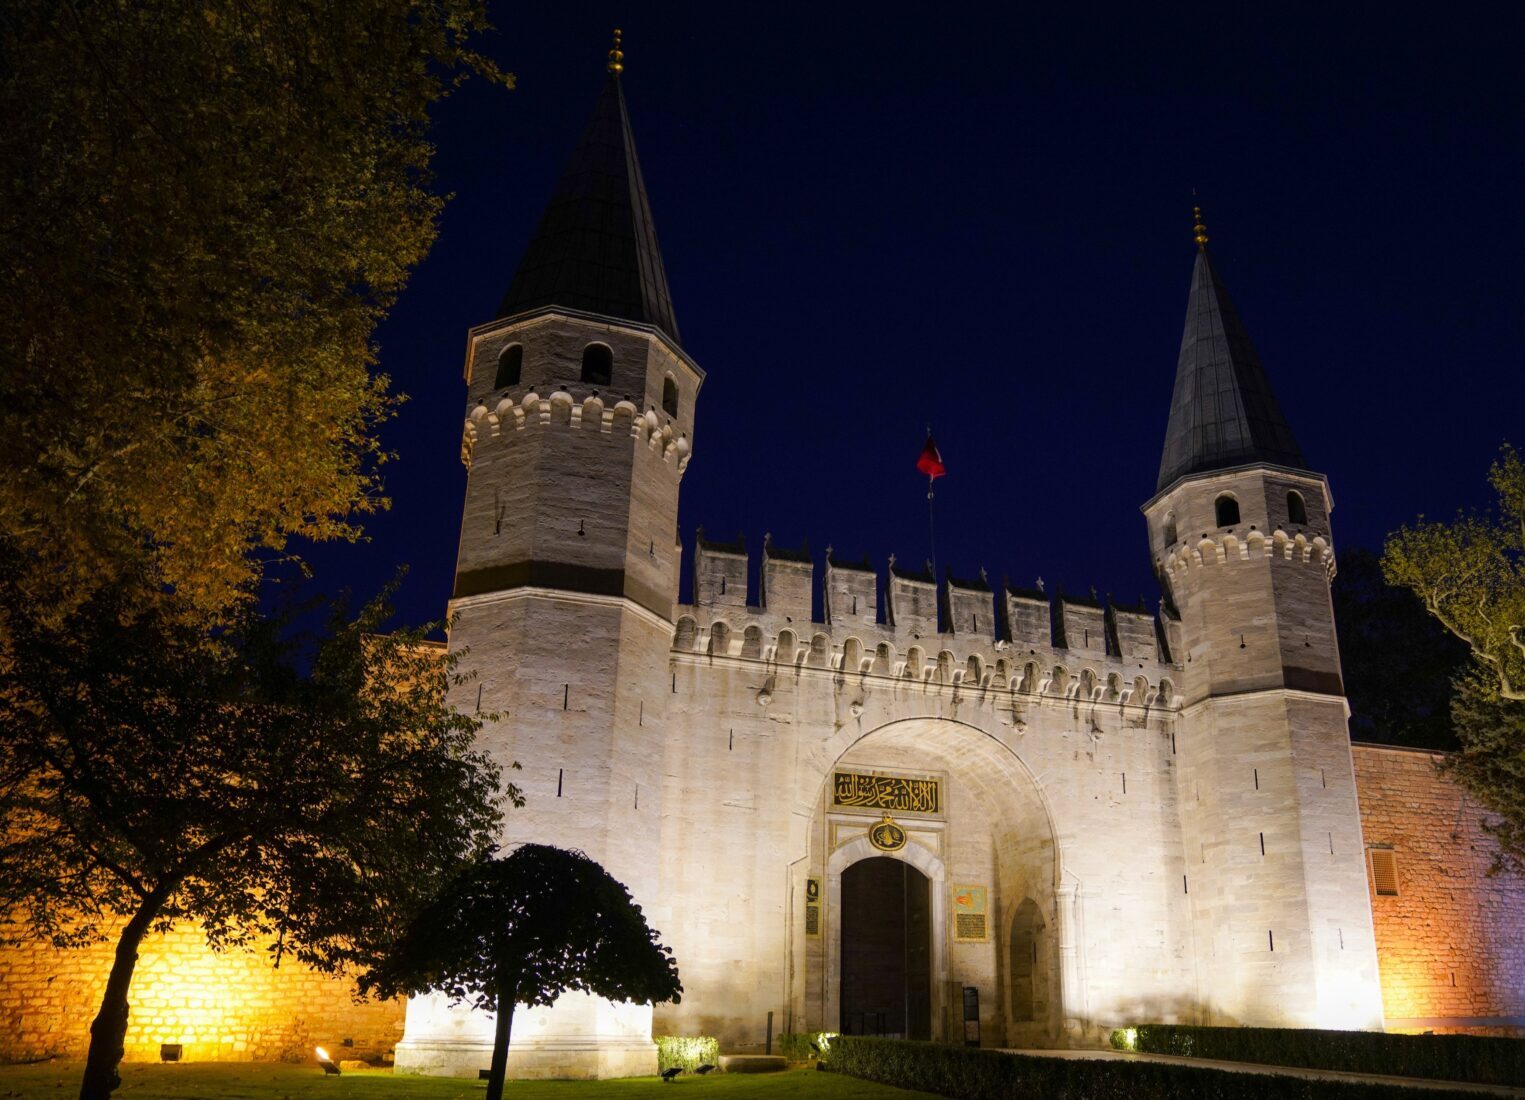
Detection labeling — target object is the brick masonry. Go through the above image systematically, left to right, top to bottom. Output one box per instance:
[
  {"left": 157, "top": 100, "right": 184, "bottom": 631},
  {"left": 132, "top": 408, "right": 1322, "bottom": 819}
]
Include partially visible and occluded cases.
[
  {"left": 1351, "top": 743, "right": 1525, "bottom": 1034},
  {"left": 0, "top": 918, "right": 403, "bottom": 1063}
]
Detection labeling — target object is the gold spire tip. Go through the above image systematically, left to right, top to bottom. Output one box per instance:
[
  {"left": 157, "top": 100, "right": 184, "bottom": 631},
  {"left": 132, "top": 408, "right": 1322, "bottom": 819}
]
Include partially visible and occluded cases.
[
  {"left": 607, "top": 28, "right": 624, "bottom": 75},
  {"left": 1192, "top": 205, "right": 1209, "bottom": 249}
]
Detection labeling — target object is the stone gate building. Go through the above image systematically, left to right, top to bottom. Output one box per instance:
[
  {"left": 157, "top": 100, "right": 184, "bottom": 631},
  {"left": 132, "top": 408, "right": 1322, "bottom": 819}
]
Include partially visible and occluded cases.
[{"left": 2, "top": 41, "right": 1522, "bottom": 1077}]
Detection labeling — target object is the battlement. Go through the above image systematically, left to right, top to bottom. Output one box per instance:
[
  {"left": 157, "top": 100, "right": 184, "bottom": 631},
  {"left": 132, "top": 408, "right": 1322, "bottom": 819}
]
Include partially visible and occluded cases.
[
  {"left": 462, "top": 390, "right": 692, "bottom": 473},
  {"left": 1159, "top": 527, "right": 1335, "bottom": 581},
  {"left": 682, "top": 534, "right": 1176, "bottom": 673},
  {"left": 671, "top": 605, "right": 1179, "bottom": 710}
]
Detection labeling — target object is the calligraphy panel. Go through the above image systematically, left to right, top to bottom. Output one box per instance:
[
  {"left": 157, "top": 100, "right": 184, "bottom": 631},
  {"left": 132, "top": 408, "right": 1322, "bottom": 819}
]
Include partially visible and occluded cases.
[{"left": 831, "top": 770, "right": 941, "bottom": 815}]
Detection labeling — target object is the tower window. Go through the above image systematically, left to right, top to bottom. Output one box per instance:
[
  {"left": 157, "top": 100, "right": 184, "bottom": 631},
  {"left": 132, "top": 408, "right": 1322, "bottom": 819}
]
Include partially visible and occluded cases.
[
  {"left": 581, "top": 343, "right": 613, "bottom": 386},
  {"left": 494, "top": 344, "right": 523, "bottom": 388},
  {"left": 662, "top": 376, "right": 679, "bottom": 418},
  {"left": 1287, "top": 490, "right": 1308, "bottom": 526},
  {"left": 1214, "top": 494, "right": 1240, "bottom": 527},
  {"left": 1163, "top": 512, "right": 1178, "bottom": 546},
  {"left": 1369, "top": 848, "right": 1399, "bottom": 896}
]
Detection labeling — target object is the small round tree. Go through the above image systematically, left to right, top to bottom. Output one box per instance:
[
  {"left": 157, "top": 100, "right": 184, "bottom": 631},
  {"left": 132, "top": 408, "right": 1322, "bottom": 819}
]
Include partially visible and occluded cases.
[{"left": 361, "top": 845, "right": 682, "bottom": 1099}]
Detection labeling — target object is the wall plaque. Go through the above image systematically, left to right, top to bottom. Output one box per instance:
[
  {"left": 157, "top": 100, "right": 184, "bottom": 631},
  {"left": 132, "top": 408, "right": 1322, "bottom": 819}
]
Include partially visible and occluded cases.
[
  {"left": 832, "top": 770, "right": 941, "bottom": 814},
  {"left": 805, "top": 877, "right": 821, "bottom": 937},
  {"left": 953, "top": 884, "right": 988, "bottom": 942}
]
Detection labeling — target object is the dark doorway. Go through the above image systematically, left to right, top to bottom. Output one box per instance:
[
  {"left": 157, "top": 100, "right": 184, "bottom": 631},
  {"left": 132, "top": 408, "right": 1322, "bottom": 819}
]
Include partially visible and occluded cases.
[{"left": 840, "top": 856, "right": 931, "bottom": 1039}]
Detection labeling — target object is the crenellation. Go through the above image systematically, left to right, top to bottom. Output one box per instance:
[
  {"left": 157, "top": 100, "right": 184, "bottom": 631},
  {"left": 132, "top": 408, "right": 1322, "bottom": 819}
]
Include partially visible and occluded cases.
[
  {"left": 693, "top": 532, "right": 748, "bottom": 609},
  {"left": 759, "top": 535, "right": 813, "bottom": 622},
  {"left": 824, "top": 551, "right": 878, "bottom": 628},
  {"left": 885, "top": 558, "right": 940, "bottom": 639},
  {"left": 944, "top": 569, "right": 993, "bottom": 637},
  {"left": 1058, "top": 595, "right": 1108, "bottom": 657},
  {"left": 1111, "top": 602, "right": 1159, "bottom": 663}
]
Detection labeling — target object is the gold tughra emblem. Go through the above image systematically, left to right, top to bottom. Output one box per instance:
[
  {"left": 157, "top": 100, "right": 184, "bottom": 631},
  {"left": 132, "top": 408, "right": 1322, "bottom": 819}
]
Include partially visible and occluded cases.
[{"left": 869, "top": 813, "right": 907, "bottom": 852}]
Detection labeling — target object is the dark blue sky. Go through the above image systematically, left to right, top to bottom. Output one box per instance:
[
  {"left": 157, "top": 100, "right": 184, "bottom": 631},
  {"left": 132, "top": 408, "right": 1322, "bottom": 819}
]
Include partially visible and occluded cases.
[{"left": 305, "top": 3, "right": 1524, "bottom": 628}]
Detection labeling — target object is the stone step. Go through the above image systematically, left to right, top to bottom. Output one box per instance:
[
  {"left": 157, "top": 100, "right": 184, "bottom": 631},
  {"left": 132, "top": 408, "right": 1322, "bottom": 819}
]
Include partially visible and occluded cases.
[{"left": 717, "top": 1055, "right": 788, "bottom": 1074}]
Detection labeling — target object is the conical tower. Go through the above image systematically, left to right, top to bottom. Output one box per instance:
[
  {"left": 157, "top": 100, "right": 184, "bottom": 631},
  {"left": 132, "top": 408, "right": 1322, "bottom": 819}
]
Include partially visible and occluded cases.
[
  {"left": 396, "top": 32, "right": 702, "bottom": 1080},
  {"left": 1143, "top": 210, "right": 1384, "bottom": 1030}
]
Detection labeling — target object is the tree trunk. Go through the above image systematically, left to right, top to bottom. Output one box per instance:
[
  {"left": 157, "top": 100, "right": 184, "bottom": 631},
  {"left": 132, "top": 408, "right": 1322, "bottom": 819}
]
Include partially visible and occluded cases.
[
  {"left": 79, "top": 897, "right": 161, "bottom": 1100},
  {"left": 485, "top": 980, "right": 516, "bottom": 1100}
]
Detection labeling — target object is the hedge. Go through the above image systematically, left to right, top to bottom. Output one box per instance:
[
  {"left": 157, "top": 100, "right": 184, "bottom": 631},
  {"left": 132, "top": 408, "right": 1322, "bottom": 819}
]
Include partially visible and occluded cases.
[
  {"left": 1109, "top": 1024, "right": 1525, "bottom": 1088},
  {"left": 777, "top": 1031, "right": 836, "bottom": 1062},
  {"left": 654, "top": 1035, "right": 719, "bottom": 1073},
  {"left": 827, "top": 1036, "right": 1490, "bottom": 1099}
]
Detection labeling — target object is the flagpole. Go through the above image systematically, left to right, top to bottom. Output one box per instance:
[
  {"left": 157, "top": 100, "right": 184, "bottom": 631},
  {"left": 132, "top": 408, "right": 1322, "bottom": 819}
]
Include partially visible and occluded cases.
[{"left": 926, "top": 425, "right": 938, "bottom": 583}]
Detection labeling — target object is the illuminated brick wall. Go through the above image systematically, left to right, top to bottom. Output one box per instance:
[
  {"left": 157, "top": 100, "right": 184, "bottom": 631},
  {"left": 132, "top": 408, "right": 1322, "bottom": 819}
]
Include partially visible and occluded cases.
[
  {"left": 1352, "top": 743, "right": 1525, "bottom": 1034},
  {"left": 0, "top": 919, "right": 404, "bottom": 1063}
]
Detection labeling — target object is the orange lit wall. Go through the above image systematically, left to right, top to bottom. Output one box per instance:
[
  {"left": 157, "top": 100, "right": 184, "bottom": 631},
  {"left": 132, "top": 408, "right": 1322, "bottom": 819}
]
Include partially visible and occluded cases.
[
  {"left": 1352, "top": 743, "right": 1525, "bottom": 1035},
  {"left": 0, "top": 918, "right": 404, "bottom": 1063}
]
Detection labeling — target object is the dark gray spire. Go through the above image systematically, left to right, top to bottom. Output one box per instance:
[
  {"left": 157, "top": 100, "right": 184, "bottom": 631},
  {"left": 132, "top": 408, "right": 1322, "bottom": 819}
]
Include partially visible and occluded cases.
[
  {"left": 498, "top": 71, "right": 681, "bottom": 346},
  {"left": 1156, "top": 236, "right": 1307, "bottom": 493}
]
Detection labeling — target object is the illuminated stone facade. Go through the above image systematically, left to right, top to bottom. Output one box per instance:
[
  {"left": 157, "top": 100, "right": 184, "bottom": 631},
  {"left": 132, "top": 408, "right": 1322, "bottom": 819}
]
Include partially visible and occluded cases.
[
  {"left": 1352, "top": 744, "right": 1525, "bottom": 1034},
  {"left": 0, "top": 919, "right": 403, "bottom": 1063}
]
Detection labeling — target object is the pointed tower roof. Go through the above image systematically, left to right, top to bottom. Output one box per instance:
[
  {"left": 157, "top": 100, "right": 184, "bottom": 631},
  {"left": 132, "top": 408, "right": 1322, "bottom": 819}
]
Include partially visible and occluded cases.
[
  {"left": 498, "top": 33, "right": 681, "bottom": 346},
  {"left": 1156, "top": 210, "right": 1307, "bottom": 492}
]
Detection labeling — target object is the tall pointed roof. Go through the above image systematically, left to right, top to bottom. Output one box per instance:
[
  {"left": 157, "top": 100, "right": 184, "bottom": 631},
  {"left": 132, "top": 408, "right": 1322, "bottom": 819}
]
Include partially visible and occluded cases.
[
  {"left": 498, "top": 57, "right": 681, "bottom": 346},
  {"left": 1156, "top": 215, "right": 1307, "bottom": 492}
]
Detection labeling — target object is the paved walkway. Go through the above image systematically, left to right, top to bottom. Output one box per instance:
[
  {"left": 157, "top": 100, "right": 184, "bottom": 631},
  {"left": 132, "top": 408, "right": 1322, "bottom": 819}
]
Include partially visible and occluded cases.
[{"left": 1001, "top": 1047, "right": 1525, "bottom": 1096}]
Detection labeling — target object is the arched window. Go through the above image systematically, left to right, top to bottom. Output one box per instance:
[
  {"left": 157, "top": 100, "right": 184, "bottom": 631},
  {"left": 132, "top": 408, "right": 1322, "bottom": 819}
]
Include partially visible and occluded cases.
[
  {"left": 580, "top": 343, "right": 613, "bottom": 386},
  {"left": 493, "top": 344, "right": 522, "bottom": 388},
  {"left": 661, "top": 376, "right": 679, "bottom": 418},
  {"left": 1286, "top": 490, "right": 1308, "bottom": 526},
  {"left": 1215, "top": 494, "right": 1240, "bottom": 527},
  {"left": 1163, "top": 512, "right": 1178, "bottom": 546}
]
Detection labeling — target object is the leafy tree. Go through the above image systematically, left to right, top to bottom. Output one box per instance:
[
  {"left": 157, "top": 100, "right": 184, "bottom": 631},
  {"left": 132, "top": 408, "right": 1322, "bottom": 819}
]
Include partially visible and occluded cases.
[
  {"left": 0, "top": 0, "right": 510, "bottom": 617},
  {"left": 1385, "top": 445, "right": 1525, "bottom": 701},
  {"left": 1332, "top": 548, "right": 1470, "bottom": 749},
  {"left": 0, "top": 561, "right": 516, "bottom": 1100},
  {"left": 1448, "top": 671, "right": 1525, "bottom": 875},
  {"left": 360, "top": 845, "right": 683, "bottom": 1100}
]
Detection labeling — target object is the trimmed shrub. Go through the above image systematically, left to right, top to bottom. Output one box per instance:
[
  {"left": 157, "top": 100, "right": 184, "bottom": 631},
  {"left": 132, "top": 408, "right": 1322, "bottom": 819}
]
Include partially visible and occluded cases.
[
  {"left": 1110, "top": 1024, "right": 1525, "bottom": 1087},
  {"left": 777, "top": 1031, "right": 837, "bottom": 1063},
  {"left": 655, "top": 1035, "right": 719, "bottom": 1073},
  {"left": 827, "top": 1036, "right": 1488, "bottom": 1099}
]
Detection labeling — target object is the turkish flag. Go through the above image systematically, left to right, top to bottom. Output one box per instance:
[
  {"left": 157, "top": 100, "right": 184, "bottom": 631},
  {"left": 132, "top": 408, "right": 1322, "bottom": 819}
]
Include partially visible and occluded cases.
[{"left": 916, "top": 436, "right": 946, "bottom": 480}]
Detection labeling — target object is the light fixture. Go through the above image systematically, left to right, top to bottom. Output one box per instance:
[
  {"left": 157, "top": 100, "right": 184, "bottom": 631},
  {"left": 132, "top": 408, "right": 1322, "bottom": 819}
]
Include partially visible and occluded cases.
[
  {"left": 159, "top": 1043, "right": 182, "bottom": 1063},
  {"left": 315, "top": 1046, "right": 341, "bottom": 1076}
]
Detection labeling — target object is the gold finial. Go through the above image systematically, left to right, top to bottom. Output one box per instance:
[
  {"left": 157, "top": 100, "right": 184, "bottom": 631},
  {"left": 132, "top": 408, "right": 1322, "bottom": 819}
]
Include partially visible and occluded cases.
[
  {"left": 607, "top": 28, "right": 624, "bottom": 75},
  {"left": 1193, "top": 205, "right": 1209, "bottom": 249}
]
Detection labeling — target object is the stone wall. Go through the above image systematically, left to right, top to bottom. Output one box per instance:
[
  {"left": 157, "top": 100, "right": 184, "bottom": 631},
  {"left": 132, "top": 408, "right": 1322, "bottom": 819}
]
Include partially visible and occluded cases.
[
  {"left": 1351, "top": 743, "right": 1525, "bottom": 1034},
  {"left": 0, "top": 919, "right": 403, "bottom": 1064}
]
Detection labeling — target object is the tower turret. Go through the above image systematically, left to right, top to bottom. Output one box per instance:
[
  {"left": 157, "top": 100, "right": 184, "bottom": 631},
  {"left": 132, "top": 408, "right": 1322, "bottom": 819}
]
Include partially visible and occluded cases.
[
  {"left": 396, "top": 33, "right": 701, "bottom": 1080},
  {"left": 1142, "top": 210, "right": 1384, "bottom": 1030}
]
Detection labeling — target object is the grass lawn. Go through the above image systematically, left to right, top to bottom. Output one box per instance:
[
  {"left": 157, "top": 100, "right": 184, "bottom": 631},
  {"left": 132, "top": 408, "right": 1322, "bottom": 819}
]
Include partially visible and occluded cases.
[{"left": 0, "top": 1062, "right": 939, "bottom": 1100}]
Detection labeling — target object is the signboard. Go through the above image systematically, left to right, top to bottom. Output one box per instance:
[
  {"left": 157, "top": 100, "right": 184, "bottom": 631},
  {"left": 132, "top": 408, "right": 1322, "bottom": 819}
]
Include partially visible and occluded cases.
[
  {"left": 805, "top": 877, "right": 821, "bottom": 936},
  {"left": 953, "top": 885, "right": 988, "bottom": 942}
]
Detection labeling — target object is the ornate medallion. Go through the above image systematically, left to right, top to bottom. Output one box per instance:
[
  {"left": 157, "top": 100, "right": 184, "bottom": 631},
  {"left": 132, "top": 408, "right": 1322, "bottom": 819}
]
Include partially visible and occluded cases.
[{"left": 869, "top": 813, "right": 907, "bottom": 852}]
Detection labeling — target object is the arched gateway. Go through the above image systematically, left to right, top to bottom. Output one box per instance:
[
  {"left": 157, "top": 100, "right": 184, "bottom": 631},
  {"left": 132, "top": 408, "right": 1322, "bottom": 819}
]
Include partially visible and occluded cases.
[{"left": 792, "top": 718, "right": 1066, "bottom": 1047}]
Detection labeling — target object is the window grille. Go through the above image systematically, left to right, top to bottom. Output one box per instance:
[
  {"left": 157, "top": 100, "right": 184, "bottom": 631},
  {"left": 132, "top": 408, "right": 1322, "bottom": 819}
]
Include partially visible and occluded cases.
[{"left": 1369, "top": 848, "right": 1399, "bottom": 896}]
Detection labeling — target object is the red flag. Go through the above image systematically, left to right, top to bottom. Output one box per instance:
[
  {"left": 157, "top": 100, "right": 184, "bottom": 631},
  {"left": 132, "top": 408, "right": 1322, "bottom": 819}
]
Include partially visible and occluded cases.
[{"left": 916, "top": 436, "right": 946, "bottom": 480}]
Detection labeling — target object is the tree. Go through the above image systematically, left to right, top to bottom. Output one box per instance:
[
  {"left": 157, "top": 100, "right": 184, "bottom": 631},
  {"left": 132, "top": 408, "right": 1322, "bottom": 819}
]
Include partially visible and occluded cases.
[
  {"left": 0, "top": 0, "right": 511, "bottom": 617},
  {"left": 1384, "top": 444, "right": 1525, "bottom": 701},
  {"left": 1386, "top": 444, "right": 1525, "bottom": 871},
  {"left": 1332, "top": 547, "right": 1470, "bottom": 749},
  {"left": 0, "top": 561, "right": 516, "bottom": 1100},
  {"left": 1448, "top": 671, "right": 1525, "bottom": 875},
  {"left": 360, "top": 846, "right": 683, "bottom": 1100}
]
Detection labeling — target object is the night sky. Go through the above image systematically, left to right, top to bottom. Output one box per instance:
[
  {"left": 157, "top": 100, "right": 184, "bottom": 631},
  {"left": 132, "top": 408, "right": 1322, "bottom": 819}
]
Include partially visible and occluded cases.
[{"left": 301, "top": 3, "right": 1524, "bottom": 631}]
